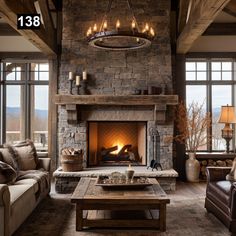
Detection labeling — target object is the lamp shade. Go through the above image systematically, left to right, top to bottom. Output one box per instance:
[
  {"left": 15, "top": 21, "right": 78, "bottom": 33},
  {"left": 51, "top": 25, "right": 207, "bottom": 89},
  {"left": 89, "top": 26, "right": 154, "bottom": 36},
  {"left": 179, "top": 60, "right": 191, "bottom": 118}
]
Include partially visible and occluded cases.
[{"left": 218, "top": 105, "right": 236, "bottom": 124}]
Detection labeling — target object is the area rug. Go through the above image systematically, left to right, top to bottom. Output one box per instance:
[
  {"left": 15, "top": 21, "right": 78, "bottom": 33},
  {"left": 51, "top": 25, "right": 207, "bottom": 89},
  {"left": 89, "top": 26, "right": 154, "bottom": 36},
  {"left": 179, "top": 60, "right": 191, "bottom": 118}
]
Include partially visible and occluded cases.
[{"left": 13, "top": 196, "right": 232, "bottom": 236}]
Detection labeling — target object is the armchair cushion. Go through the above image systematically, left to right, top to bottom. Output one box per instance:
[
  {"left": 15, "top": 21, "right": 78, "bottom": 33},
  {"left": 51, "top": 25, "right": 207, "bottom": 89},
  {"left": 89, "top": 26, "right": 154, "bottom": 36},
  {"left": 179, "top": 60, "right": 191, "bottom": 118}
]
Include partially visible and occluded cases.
[
  {"left": 13, "top": 140, "right": 38, "bottom": 171},
  {"left": 0, "top": 161, "right": 17, "bottom": 185}
]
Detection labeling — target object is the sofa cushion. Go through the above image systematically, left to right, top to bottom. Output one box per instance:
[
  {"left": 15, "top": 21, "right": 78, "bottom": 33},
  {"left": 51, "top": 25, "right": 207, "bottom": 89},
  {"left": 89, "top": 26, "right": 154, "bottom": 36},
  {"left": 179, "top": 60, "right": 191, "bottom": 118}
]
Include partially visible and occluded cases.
[
  {"left": 13, "top": 140, "right": 38, "bottom": 171},
  {"left": 0, "top": 145, "right": 18, "bottom": 171},
  {"left": 226, "top": 157, "right": 236, "bottom": 181},
  {"left": 0, "top": 161, "right": 17, "bottom": 184},
  {"left": 17, "top": 170, "right": 49, "bottom": 197},
  {"left": 14, "top": 178, "right": 39, "bottom": 194},
  {"left": 8, "top": 184, "right": 36, "bottom": 235}
]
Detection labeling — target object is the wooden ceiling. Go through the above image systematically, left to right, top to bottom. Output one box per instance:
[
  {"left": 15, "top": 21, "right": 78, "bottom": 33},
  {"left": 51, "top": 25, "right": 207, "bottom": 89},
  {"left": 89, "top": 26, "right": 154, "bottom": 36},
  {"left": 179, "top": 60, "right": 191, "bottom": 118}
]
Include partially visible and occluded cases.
[
  {"left": 0, "top": 0, "right": 59, "bottom": 57},
  {"left": 177, "top": 0, "right": 236, "bottom": 54}
]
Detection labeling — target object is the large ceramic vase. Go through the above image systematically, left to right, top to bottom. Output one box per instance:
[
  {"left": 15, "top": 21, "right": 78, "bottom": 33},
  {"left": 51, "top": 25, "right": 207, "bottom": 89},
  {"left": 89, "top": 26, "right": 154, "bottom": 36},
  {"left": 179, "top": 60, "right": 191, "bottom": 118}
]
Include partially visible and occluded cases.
[{"left": 185, "top": 152, "right": 200, "bottom": 182}]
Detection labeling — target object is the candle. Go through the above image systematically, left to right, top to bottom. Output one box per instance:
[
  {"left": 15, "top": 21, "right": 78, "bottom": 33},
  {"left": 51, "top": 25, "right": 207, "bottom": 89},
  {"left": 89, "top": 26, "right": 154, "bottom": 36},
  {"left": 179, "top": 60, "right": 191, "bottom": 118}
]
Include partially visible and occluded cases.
[
  {"left": 103, "top": 20, "right": 107, "bottom": 31},
  {"left": 116, "top": 20, "right": 120, "bottom": 30},
  {"left": 131, "top": 20, "right": 136, "bottom": 29},
  {"left": 83, "top": 71, "right": 87, "bottom": 80},
  {"left": 68, "top": 72, "right": 73, "bottom": 80},
  {"left": 76, "top": 76, "right": 80, "bottom": 86},
  {"left": 127, "top": 164, "right": 132, "bottom": 170}
]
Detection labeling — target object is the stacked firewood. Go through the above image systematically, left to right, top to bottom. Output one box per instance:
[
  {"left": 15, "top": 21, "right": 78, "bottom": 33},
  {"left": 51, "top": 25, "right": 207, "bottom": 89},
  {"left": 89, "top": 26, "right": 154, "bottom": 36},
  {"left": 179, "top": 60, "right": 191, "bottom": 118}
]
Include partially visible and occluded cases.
[
  {"left": 61, "top": 147, "right": 83, "bottom": 155},
  {"left": 200, "top": 159, "right": 233, "bottom": 179}
]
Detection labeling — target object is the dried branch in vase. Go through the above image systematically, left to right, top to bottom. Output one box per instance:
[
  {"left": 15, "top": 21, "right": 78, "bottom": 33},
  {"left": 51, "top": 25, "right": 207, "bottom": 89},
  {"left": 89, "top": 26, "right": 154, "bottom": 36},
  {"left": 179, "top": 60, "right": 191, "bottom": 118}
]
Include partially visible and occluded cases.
[{"left": 169, "top": 101, "right": 211, "bottom": 153}]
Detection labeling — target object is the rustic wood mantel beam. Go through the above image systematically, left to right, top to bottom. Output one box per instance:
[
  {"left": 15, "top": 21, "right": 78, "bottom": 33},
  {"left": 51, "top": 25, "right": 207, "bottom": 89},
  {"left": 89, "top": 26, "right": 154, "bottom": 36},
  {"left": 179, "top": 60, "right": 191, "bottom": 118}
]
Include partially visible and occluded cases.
[
  {"left": 0, "top": 0, "right": 57, "bottom": 57},
  {"left": 177, "top": 0, "right": 231, "bottom": 54},
  {"left": 54, "top": 95, "right": 178, "bottom": 124}
]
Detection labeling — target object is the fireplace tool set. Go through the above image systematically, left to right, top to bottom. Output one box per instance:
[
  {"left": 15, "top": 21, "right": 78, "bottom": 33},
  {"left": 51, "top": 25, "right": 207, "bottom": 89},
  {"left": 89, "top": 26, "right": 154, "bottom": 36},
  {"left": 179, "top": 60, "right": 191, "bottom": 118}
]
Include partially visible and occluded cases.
[{"left": 147, "top": 127, "right": 162, "bottom": 171}]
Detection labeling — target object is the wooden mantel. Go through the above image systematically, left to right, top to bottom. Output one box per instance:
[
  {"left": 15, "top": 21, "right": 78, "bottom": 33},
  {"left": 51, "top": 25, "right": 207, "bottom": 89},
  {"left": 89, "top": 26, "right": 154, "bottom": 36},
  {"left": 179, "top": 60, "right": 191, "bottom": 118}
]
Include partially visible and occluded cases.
[{"left": 54, "top": 94, "right": 178, "bottom": 124}]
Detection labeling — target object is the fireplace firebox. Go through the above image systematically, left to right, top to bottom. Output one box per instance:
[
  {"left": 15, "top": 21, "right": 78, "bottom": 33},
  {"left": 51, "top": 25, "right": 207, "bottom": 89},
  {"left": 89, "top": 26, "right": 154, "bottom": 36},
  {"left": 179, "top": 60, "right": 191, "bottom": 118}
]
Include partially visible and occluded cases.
[{"left": 88, "top": 121, "right": 147, "bottom": 166}]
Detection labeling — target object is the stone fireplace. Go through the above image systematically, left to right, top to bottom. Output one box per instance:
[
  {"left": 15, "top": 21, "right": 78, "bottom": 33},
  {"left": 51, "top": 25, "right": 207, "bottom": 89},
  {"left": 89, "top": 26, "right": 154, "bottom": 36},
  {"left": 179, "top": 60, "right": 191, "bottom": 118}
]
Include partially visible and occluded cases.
[
  {"left": 57, "top": 0, "right": 176, "bottom": 171},
  {"left": 88, "top": 121, "right": 147, "bottom": 166}
]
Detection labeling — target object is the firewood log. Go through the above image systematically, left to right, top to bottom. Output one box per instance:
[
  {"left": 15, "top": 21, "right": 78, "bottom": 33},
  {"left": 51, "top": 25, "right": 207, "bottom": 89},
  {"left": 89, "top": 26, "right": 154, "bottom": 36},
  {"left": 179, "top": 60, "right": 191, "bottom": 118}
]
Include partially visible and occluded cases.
[
  {"left": 118, "top": 144, "right": 132, "bottom": 156},
  {"left": 101, "top": 146, "right": 118, "bottom": 156},
  {"left": 226, "top": 159, "right": 233, "bottom": 166},
  {"left": 201, "top": 160, "right": 207, "bottom": 166},
  {"left": 216, "top": 160, "right": 226, "bottom": 167}
]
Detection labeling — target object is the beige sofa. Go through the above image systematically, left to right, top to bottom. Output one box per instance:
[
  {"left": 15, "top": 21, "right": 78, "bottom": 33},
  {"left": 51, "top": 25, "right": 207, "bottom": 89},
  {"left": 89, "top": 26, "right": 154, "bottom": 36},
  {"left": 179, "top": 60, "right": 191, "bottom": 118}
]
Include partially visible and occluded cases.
[{"left": 0, "top": 156, "right": 50, "bottom": 236}]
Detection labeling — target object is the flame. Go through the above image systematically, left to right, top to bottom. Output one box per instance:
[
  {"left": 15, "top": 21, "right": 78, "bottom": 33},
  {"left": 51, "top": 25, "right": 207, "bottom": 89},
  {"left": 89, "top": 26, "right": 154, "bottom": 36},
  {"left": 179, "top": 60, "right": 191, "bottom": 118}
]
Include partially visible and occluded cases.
[{"left": 111, "top": 140, "right": 124, "bottom": 154}]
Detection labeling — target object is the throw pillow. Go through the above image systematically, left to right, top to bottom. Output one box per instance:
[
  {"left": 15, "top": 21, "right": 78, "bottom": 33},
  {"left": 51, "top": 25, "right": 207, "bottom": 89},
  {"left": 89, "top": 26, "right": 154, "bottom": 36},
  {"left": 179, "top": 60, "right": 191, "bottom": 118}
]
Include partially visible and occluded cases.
[
  {"left": 13, "top": 140, "right": 38, "bottom": 171},
  {"left": 0, "top": 145, "right": 18, "bottom": 171},
  {"left": 226, "top": 157, "right": 236, "bottom": 181},
  {"left": 0, "top": 161, "right": 17, "bottom": 184}
]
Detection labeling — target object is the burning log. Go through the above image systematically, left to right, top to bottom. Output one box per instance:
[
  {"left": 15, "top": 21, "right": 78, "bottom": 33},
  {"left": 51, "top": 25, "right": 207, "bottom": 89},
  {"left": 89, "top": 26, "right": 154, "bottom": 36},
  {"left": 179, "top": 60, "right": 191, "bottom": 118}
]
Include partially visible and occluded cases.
[
  {"left": 101, "top": 144, "right": 135, "bottom": 162},
  {"left": 118, "top": 144, "right": 132, "bottom": 156},
  {"left": 101, "top": 146, "right": 118, "bottom": 156}
]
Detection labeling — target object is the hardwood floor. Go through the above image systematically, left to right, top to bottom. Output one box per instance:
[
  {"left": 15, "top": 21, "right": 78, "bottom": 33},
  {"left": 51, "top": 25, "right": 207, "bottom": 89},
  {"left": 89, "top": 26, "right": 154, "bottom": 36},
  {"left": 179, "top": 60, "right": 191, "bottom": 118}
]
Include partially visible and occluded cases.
[{"left": 167, "top": 181, "right": 206, "bottom": 201}]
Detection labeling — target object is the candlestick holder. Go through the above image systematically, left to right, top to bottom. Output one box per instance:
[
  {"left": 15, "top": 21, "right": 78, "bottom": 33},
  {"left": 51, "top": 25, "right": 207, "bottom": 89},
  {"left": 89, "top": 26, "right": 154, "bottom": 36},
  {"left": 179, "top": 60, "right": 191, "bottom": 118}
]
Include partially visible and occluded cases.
[
  {"left": 69, "top": 79, "right": 73, "bottom": 94},
  {"left": 79, "top": 80, "right": 88, "bottom": 95},
  {"left": 76, "top": 84, "right": 81, "bottom": 95}
]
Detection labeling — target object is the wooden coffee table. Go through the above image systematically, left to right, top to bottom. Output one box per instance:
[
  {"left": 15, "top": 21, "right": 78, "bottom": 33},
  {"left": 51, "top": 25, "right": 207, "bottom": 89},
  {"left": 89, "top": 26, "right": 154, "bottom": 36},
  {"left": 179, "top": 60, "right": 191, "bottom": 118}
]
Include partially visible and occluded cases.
[{"left": 71, "top": 177, "right": 170, "bottom": 231}]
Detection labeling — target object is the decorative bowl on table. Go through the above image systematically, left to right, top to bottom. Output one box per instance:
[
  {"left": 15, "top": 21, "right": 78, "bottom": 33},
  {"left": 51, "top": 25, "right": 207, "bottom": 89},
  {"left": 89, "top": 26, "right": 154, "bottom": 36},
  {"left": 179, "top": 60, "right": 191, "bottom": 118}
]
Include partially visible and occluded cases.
[{"left": 95, "top": 175, "right": 152, "bottom": 189}]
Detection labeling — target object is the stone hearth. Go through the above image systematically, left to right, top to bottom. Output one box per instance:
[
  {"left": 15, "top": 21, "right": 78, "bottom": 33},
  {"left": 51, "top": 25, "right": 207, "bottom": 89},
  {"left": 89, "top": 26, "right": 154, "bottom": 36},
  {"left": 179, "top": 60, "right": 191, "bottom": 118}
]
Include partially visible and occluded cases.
[{"left": 53, "top": 166, "right": 178, "bottom": 193}]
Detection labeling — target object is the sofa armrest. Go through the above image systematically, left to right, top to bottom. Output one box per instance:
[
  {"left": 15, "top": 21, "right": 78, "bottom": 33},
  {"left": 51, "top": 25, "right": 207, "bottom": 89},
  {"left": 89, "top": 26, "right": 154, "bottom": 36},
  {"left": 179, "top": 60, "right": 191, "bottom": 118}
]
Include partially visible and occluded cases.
[
  {"left": 37, "top": 158, "right": 51, "bottom": 172},
  {"left": 206, "top": 167, "right": 231, "bottom": 182},
  {"left": 0, "top": 184, "right": 10, "bottom": 236},
  {"left": 0, "top": 185, "right": 10, "bottom": 207}
]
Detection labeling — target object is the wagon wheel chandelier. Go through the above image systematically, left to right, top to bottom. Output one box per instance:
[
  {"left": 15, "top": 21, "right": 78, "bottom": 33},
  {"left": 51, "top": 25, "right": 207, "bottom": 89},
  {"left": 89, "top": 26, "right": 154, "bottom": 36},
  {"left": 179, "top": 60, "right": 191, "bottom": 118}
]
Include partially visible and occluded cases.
[{"left": 86, "top": 0, "right": 155, "bottom": 50}]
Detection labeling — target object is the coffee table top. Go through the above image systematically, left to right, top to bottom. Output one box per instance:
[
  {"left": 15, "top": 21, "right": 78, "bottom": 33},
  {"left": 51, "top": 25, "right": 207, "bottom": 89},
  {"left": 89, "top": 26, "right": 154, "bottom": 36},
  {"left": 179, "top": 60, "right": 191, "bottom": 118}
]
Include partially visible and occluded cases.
[{"left": 71, "top": 178, "right": 170, "bottom": 204}]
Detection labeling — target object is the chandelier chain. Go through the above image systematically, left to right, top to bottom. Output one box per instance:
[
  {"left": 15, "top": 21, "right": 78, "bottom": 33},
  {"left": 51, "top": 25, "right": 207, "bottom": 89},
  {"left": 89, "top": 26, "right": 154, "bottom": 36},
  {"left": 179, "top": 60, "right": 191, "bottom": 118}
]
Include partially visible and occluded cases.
[{"left": 126, "top": 0, "right": 140, "bottom": 32}]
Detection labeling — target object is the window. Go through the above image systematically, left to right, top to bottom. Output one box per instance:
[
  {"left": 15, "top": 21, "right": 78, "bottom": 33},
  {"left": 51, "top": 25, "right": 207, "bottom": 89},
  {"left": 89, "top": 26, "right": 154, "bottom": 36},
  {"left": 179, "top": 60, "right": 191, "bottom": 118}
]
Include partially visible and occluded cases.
[
  {"left": 185, "top": 59, "right": 236, "bottom": 151},
  {"left": 0, "top": 62, "right": 49, "bottom": 151}
]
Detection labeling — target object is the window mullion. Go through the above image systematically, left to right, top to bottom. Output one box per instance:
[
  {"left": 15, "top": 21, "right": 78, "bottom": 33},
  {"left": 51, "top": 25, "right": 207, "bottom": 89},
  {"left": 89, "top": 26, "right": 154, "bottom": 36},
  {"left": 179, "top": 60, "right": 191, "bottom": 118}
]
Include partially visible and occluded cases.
[
  {"left": 208, "top": 60, "right": 212, "bottom": 152},
  {"left": 25, "top": 63, "right": 31, "bottom": 139}
]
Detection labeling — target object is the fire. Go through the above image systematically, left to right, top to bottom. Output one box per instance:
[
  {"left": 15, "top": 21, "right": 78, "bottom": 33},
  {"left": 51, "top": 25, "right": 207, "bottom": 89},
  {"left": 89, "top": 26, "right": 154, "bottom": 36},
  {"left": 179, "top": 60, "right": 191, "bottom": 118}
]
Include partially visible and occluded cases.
[{"left": 111, "top": 140, "right": 124, "bottom": 154}]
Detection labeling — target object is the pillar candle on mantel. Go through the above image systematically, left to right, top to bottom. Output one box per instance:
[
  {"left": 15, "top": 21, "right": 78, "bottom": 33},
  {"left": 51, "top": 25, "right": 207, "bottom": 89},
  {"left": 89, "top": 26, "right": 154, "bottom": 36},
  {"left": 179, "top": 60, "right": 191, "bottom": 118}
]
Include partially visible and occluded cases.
[
  {"left": 82, "top": 71, "right": 87, "bottom": 80},
  {"left": 68, "top": 72, "right": 73, "bottom": 80},
  {"left": 76, "top": 76, "right": 80, "bottom": 86}
]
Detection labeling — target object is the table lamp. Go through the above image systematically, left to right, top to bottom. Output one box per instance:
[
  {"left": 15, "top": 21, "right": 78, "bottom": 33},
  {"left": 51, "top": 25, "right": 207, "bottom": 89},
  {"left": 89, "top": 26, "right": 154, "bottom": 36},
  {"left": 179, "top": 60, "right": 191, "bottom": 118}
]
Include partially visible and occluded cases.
[{"left": 218, "top": 105, "right": 236, "bottom": 153}]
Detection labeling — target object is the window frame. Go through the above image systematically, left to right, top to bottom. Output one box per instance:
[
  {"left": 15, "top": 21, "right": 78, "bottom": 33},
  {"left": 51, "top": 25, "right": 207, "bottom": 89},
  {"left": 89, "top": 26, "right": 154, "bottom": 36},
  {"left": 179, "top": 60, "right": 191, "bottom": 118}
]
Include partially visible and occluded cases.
[
  {"left": 185, "top": 58, "right": 236, "bottom": 152},
  {"left": 0, "top": 60, "right": 49, "bottom": 148}
]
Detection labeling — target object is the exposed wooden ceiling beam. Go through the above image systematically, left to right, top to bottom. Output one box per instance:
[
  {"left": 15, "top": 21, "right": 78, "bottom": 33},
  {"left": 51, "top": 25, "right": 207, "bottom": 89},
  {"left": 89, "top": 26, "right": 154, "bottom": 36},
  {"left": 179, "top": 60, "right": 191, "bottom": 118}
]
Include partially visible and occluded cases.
[
  {"left": 0, "top": 0, "right": 57, "bottom": 57},
  {"left": 48, "top": 0, "right": 56, "bottom": 11},
  {"left": 177, "top": 0, "right": 231, "bottom": 54},
  {"left": 178, "top": 0, "right": 191, "bottom": 33},
  {"left": 223, "top": 0, "right": 236, "bottom": 17},
  {"left": 0, "top": 23, "right": 20, "bottom": 36},
  {"left": 203, "top": 23, "right": 236, "bottom": 35}
]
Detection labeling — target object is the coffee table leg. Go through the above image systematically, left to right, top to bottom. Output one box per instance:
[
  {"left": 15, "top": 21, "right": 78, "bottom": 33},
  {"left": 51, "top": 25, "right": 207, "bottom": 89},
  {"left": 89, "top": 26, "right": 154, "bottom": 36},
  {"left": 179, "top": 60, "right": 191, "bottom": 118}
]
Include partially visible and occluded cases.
[
  {"left": 76, "top": 204, "right": 83, "bottom": 231},
  {"left": 159, "top": 204, "right": 166, "bottom": 231}
]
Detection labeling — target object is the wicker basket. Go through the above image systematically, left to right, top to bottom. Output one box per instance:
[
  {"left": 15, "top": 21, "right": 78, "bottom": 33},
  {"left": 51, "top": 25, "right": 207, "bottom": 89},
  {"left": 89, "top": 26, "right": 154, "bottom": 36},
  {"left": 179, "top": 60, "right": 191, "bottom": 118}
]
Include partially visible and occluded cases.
[{"left": 61, "top": 154, "right": 83, "bottom": 172}]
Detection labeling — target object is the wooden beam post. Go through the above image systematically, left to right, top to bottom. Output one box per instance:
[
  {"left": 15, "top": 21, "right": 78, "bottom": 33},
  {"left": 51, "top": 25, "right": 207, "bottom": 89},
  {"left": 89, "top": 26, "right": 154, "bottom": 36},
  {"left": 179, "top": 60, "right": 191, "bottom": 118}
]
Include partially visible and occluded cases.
[{"left": 177, "top": 0, "right": 231, "bottom": 54}]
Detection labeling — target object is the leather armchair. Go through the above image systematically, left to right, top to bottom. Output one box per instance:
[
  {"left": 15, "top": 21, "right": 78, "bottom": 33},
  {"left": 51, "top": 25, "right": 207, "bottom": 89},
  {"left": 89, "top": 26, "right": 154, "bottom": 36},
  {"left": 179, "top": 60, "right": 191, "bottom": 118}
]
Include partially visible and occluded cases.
[{"left": 205, "top": 166, "right": 236, "bottom": 233}]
